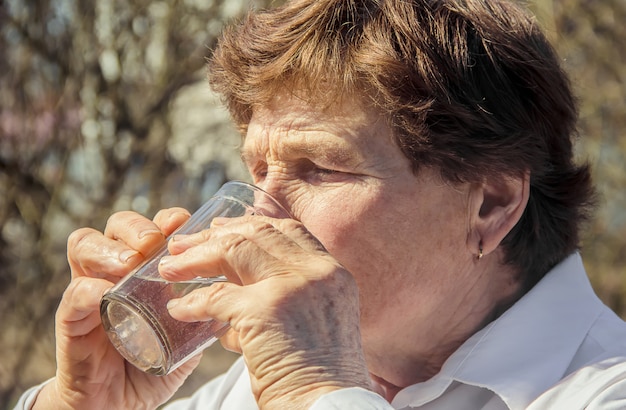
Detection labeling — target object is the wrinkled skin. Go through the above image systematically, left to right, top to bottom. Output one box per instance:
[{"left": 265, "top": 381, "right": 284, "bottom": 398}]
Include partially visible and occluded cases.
[
  {"left": 35, "top": 95, "right": 526, "bottom": 409},
  {"left": 34, "top": 209, "right": 200, "bottom": 410},
  {"left": 162, "top": 215, "right": 370, "bottom": 408}
]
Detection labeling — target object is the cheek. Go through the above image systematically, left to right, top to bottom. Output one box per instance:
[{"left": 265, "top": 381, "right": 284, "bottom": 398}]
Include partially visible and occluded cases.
[
  {"left": 295, "top": 183, "right": 470, "bottom": 297},
  {"left": 295, "top": 187, "right": 396, "bottom": 285},
  {"left": 298, "top": 189, "right": 419, "bottom": 336},
  {"left": 297, "top": 193, "right": 360, "bottom": 254}
]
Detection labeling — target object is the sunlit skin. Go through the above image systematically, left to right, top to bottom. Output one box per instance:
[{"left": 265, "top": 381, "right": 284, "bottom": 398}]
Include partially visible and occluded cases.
[
  {"left": 34, "top": 94, "right": 529, "bottom": 409},
  {"left": 162, "top": 94, "right": 529, "bottom": 402},
  {"left": 242, "top": 97, "right": 498, "bottom": 383},
  {"left": 33, "top": 209, "right": 202, "bottom": 410}
]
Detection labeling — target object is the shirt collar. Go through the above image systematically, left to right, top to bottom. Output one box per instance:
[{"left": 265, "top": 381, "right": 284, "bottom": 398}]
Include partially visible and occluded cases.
[{"left": 392, "top": 253, "right": 605, "bottom": 409}]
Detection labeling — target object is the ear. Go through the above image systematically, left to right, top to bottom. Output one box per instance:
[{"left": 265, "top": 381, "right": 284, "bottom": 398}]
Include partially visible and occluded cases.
[{"left": 467, "top": 172, "right": 530, "bottom": 258}]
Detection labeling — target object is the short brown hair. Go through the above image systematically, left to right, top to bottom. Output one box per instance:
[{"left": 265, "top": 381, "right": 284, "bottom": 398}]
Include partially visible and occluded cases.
[{"left": 208, "top": 0, "right": 596, "bottom": 289}]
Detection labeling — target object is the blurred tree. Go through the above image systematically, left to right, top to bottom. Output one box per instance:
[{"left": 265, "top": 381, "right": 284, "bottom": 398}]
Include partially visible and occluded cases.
[
  {"left": 0, "top": 0, "right": 624, "bottom": 408},
  {"left": 0, "top": 0, "right": 266, "bottom": 406},
  {"left": 529, "top": 0, "right": 626, "bottom": 316}
]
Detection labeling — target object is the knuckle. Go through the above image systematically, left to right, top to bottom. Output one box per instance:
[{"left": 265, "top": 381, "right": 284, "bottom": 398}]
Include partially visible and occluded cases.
[
  {"left": 154, "top": 207, "right": 190, "bottom": 223},
  {"left": 167, "top": 207, "right": 191, "bottom": 216},
  {"left": 152, "top": 208, "right": 170, "bottom": 220},
  {"left": 105, "top": 210, "right": 135, "bottom": 227},
  {"left": 106, "top": 211, "right": 162, "bottom": 240},
  {"left": 126, "top": 215, "right": 149, "bottom": 231},
  {"left": 247, "top": 217, "right": 286, "bottom": 238},
  {"left": 277, "top": 218, "right": 313, "bottom": 238},
  {"left": 280, "top": 218, "right": 303, "bottom": 231},
  {"left": 255, "top": 221, "right": 278, "bottom": 235},
  {"left": 292, "top": 222, "right": 313, "bottom": 237},
  {"left": 67, "top": 228, "right": 98, "bottom": 253},
  {"left": 198, "top": 229, "right": 212, "bottom": 242},
  {"left": 222, "top": 233, "right": 247, "bottom": 255},
  {"left": 61, "top": 276, "right": 90, "bottom": 304},
  {"left": 62, "top": 276, "right": 81, "bottom": 298},
  {"left": 58, "top": 277, "right": 109, "bottom": 320},
  {"left": 208, "top": 281, "right": 229, "bottom": 296},
  {"left": 204, "top": 282, "right": 230, "bottom": 310},
  {"left": 183, "top": 285, "right": 225, "bottom": 318}
]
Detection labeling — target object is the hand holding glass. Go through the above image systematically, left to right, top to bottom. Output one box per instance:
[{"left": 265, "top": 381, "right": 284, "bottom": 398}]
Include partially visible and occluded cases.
[{"left": 100, "top": 181, "right": 288, "bottom": 375}]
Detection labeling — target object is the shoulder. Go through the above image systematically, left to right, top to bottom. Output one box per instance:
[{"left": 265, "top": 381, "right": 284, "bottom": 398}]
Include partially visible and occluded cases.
[{"left": 529, "top": 354, "right": 626, "bottom": 409}]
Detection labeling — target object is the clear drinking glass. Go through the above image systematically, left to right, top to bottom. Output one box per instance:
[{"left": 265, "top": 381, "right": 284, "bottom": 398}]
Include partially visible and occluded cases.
[{"left": 100, "top": 181, "right": 289, "bottom": 376}]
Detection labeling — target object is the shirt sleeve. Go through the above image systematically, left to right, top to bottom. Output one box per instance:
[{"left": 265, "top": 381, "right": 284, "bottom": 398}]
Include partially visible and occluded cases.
[
  {"left": 163, "top": 357, "right": 256, "bottom": 410},
  {"left": 163, "top": 374, "right": 228, "bottom": 410},
  {"left": 12, "top": 379, "right": 53, "bottom": 410},
  {"left": 310, "top": 388, "right": 394, "bottom": 410}
]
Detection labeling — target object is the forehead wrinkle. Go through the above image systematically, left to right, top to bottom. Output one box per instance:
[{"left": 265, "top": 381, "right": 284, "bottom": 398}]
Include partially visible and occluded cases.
[
  {"left": 241, "top": 94, "right": 389, "bottom": 169},
  {"left": 240, "top": 118, "right": 274, "bottom": 165},
  {"left": 242, "top": 119, "right": 366, "bottom": 168},
  {"left": 280, "top": 134, "right": 362, "bottom": 167}
]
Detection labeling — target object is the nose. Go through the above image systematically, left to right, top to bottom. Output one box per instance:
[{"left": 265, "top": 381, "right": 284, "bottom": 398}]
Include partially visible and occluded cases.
[{"left": 253, "top": 179, "right": 292, "bottom": 219}]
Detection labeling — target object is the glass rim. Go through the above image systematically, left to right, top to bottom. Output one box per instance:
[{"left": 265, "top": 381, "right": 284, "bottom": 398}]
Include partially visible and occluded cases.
[{"left": 219, "top": 180, "right": 291, "bottom": 217}]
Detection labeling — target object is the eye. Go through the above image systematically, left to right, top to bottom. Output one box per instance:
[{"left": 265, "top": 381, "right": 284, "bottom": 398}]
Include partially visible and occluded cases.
[
  {"left": 249, "top": 161, "right": 268, "bottom": 182},
  {"left": 306, "top": 163, "right": 350, "bottom": 184},
  {"left": 314, "top": 167, "right": 337, "bottom": 175}
]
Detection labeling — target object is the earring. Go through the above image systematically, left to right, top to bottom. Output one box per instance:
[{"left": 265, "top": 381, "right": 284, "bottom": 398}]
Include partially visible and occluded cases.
[{"left": 477, "top": 243, "right": 484, "bottom": 260}]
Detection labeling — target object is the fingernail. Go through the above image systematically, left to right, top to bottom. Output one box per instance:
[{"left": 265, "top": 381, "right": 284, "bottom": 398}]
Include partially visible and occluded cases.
[
  {"left": 169, "top": 211, "right": 191, "bottom": 223},
  {"left": 211, "top": 217, "right": 228, "bottom": 226},
  {"left": 139, "top": 229, "right": 163, "bottom": 239},
  {"left": 170, "top": 234, "right": 188, "bottom": 243},
  {"left": 119, "top": 249, "right": 138, "bottom": 263},
  {"left": 159, "top": 256, "right": 171, "bottom": 268},
  {"left": 167, "top": 298, "right": 180, "bottom": 309}
]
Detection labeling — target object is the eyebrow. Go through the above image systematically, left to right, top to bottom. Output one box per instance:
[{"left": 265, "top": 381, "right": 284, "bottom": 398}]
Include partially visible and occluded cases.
[{"left": 240, "top": 140, "right": 361, "bottom": 168}]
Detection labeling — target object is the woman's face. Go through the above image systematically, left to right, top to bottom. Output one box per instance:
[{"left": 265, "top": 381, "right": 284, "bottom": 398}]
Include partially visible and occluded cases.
[{"left": 242, "top": 95, "right": 475, "bottom": 368}]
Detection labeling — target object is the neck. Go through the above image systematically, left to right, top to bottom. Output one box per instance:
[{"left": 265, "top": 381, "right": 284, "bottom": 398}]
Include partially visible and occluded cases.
[
  {"left": 366, "top": 259, "right": 525, "bottom": 402},
  {"left": 369, "top": 373, "right": 404, "bottom": 402}
]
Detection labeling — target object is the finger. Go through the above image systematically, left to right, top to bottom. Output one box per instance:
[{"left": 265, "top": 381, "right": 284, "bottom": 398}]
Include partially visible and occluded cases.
[
  {"left": 152, "top": 207, "right": 191, "bottom": 236},
  {"left": 103, "top": 211, "right": 166, "bottom": 256},
  {"left": 161, "top": 216, "right": 335, "bottom": 286},
  {"left": 167, "top": 216, "right": 323, "bottom": 257},
  {"left": 212, "top": 216, "right": 328, "bottom": 255},
  {"left": 168, "top": 217, "right": 316, "bottom": 266},
  {"left": 159, "top": 227, "right": 299, "bottom": 285},
  {"left": 67, "top": 228, "right": 144, "bottom": 280},
  {"left": 166, "top": 229, "right": 211, "bottom": 256},
  {"left": 159, "top": 231, "right": 260, "bottom": 284},
  {"left": 56, "top": 276, "right": 114, "bottom": 337},
  {"left": 167, "top": 282, "right": 244, "bottom": 325},
  {"left": 218, "top": 329, "right": 242, "bottom": 354}
]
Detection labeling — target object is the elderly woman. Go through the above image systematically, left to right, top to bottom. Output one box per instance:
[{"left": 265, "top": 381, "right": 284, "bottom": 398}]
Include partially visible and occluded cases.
[{"left": 18, "top": 0, "right": 626, "bottom": 409}]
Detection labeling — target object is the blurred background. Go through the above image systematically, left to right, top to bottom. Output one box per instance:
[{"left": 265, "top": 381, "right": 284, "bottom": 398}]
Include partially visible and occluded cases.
[{"left": 0, "top": 0, "right": 624, "bottom": 408}]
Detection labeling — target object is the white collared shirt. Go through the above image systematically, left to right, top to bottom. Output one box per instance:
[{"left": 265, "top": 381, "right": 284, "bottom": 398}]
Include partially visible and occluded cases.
[
  {"left": 384, "top": 252, "right": 626, "bottom": 409},
  {"left": 16, "top": 253, "right": 626, "bottom": 409},
  {"left": 167, "top": 253, "right": 626, "bottom": 409}
]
